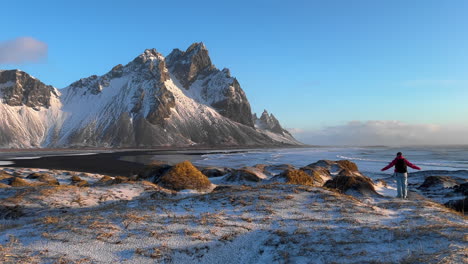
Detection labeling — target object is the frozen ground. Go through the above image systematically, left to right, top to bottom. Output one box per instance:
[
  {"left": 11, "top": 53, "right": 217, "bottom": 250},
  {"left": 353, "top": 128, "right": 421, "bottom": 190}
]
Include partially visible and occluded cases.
[{"left": 0, "top": 166, "right": 466, "bottom": 264}]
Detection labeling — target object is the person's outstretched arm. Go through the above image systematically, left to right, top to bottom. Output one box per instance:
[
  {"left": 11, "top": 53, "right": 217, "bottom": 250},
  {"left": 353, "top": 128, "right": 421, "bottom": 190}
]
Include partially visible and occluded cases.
[
  {"left": 381, "top": 160, "right": 396, "bottom": 171},
  {"left": 405, "top": 160, "right": 421, "bottom": 170}
]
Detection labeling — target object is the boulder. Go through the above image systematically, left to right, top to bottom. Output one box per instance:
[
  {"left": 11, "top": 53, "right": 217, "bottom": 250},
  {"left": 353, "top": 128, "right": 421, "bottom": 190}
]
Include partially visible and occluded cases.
[{"left": 157, "top": 161, "right": 211, "bottom": 191}]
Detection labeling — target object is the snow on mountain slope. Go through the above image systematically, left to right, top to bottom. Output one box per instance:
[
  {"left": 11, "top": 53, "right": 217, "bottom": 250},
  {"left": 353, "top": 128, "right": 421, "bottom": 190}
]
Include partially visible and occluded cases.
[
  {"left": 0, "top": 44, "right": 301, "bottom": 148},
  {"left": 0, "top": 70, "right": 63, "bottom": 148}
]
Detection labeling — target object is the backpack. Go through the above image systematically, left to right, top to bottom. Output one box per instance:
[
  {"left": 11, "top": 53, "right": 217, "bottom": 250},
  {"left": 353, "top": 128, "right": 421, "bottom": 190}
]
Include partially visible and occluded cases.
[{"left": 395, "top": 158, "right": 407, "bottom": 173}]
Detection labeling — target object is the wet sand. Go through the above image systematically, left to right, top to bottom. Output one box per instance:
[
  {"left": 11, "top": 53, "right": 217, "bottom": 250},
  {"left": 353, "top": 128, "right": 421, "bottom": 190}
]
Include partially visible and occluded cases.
[{"left": 0, "top": 148, "right": 249, "bottom": 176}]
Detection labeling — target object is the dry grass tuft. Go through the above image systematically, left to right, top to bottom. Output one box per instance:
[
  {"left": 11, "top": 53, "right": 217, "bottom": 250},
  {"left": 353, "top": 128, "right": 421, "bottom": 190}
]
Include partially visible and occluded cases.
[
  {"left": 336, "top": 160, "right": 359, "bottom": 171},
  {"left": 158, "top": 161, "right": 211, "bottom": 191},
  {"left": 280, "top": 169, "right": 315, "bottom": 186},
  {"left": 324, "top": 173, "right": 378, "bottom": 195},
  {"left": 10, "top": 177, "right": 34, "bottom": 187},
  {"left": 0, "top": 182, "right": 11, "bottom": 188},
  {"left": 41, "top": 216, "right": 60, "bottom": 224}
]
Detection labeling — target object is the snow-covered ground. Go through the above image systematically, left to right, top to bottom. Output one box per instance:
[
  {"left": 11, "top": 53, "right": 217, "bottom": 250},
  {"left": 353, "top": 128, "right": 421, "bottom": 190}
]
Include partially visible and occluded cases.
[{"left": 0, "top": 164, "right": 466, "bottom": 264}]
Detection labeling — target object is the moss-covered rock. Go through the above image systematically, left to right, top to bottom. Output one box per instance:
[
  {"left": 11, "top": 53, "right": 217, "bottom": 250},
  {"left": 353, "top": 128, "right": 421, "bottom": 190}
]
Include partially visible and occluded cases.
[{"left": 158, "top": 161, "right": 211, "bottom": 191}]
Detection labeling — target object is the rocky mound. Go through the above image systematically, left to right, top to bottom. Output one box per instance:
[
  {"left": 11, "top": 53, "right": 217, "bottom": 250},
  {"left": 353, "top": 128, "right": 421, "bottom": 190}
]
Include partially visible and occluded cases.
[
  {"left": 305, "top": 160, "right": 359, "bottom": 174},
  {"left": 137, "top": 161, "right": 172, "bottom": 182},
  {"left": 157, "top": 161, "right": 212, "bottom": 191},
  {"left": 253, "top": 164, "right": 296, "bottom": 178},
  {"left": 299, "top": 166, "right": 328, "bottom": 185},
  {"left": 201, "top": 167, "right": 231, "bottom": 178},
  {"left": 222, "top": 167, "right": 266, "bottom": 183},
  {"left": 324, "top": 170, "right": 380, "bottom": 196},
  {"left": 27, "top": 172, "right": 59, "bottom": 186},
  {"left": 418, "top": 176, "right": 459, "bottom": 190},
  {"left": 445, "top": 198, "right": 468, "bottom": 213}
]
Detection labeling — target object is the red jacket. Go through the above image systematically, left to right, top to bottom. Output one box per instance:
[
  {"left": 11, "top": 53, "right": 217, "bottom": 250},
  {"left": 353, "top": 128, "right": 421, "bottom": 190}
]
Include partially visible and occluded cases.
[{"left": 381, "top": 156, "right": 421, "bottom": 172}]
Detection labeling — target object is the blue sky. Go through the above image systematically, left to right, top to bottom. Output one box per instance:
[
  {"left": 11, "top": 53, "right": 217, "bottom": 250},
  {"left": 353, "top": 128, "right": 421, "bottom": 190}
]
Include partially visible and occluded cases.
[{"left": 1, "top": 0, "right": 467, "bottom": 144}]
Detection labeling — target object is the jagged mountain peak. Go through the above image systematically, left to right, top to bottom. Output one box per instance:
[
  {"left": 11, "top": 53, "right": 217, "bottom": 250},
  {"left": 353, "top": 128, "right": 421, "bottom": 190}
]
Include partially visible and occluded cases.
[
  {"left": 166, "top": 42, "right": 214, "bottom": 88},
  {"left": 186, "top": 42, "right": 207, "bottom": 53},
  {"left": 0, "top": 43, "right": 301, "bottom": 148},
  {"left": 0, "top": 69, "right": 57, "bottom": 110},
  {"left": 254, "top": 109, "right": 291, "bottom": 136}
]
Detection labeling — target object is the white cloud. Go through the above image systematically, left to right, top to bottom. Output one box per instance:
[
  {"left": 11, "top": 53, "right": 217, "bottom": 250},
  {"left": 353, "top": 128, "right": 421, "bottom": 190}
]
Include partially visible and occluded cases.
[
  {"left": 0, "top": 37, "right": 48, "bottom": 64},
  {"left": 291, "top": 120, "right": 468, "bottom": 146}
]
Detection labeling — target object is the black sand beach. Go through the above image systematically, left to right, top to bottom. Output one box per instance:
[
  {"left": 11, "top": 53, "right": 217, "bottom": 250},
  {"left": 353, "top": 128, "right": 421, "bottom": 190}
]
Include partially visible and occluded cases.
[{"left": 0, "top": 148, "right": 249, "bottom": 176}]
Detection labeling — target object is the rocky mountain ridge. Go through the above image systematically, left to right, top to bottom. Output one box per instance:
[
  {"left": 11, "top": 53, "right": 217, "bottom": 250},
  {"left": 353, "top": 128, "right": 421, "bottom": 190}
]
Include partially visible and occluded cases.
[{"left": 0, "top": 43, "right": 300, "bottom": 148}]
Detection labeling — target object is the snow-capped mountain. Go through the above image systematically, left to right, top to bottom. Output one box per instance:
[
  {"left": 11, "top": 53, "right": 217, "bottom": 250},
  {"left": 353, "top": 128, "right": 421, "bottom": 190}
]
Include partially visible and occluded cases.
[{"left": 0, "top": 43, "right": 301, "bottom": 148}]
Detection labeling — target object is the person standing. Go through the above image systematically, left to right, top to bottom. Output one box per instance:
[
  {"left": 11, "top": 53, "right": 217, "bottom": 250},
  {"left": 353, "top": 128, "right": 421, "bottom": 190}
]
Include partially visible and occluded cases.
[{"left": 381, "top": 152, "right": 421, "bottom": 199}]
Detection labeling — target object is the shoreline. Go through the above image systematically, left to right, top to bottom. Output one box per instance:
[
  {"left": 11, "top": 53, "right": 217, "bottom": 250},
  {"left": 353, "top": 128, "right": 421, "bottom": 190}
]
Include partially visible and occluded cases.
[{"left": 0, "top": 146, "right": 307, "bottom": 176}]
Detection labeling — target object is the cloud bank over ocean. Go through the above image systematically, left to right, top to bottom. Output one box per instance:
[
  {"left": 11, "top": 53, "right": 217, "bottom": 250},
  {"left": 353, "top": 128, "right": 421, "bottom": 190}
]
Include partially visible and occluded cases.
[
  {"left": 0, "top": 37, "right": 48, "bottom": 64},
  {"left": 292, "top": 120, "right": 468, "bottom": 146}
]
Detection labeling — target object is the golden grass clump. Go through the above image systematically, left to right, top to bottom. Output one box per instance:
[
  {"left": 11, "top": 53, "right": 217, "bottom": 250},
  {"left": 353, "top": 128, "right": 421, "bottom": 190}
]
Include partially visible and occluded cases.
[
  {"left": 336, "top": 160, "right": 359, "bottom": 172},
  {"left": 158, "top": 161, "right": 211, "bottom": 191},
  {"left": 281, "top": 169, "right": 315, "bottom": 186},
  {"left": 0, "top": 170, "right": 13, "bottom": 180},
  {"left": 324, "top": 172, "right": 378, "bottom": 195},
  {"left": 10, "top": 177, "right": 34, "bottom": 187},
  {"left": 0, "top": 183, "right": 11, "bottom": 188},
  {"left": 42, "top": 216, "right": 60, "bottom": 224}
]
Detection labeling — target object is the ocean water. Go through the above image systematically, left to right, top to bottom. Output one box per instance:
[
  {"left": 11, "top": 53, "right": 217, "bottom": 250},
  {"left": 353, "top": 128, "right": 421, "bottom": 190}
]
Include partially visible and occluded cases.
[{"left": 193, "top": 146, "right": 468, "bottom": 175}]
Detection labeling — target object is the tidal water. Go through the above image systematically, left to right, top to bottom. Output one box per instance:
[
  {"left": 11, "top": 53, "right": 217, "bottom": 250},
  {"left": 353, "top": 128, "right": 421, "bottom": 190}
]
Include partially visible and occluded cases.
[{"left": 192, "top": 146, "right": 468, "bottom": 175}]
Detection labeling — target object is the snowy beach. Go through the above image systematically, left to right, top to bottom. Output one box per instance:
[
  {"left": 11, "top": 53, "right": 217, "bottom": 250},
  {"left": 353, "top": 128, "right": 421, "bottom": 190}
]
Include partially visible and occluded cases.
[{"left": 0, "top": 146, "right": 467, "bottom": 263}]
